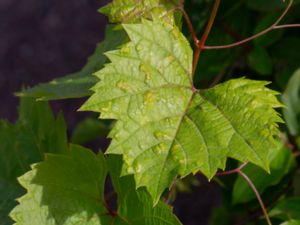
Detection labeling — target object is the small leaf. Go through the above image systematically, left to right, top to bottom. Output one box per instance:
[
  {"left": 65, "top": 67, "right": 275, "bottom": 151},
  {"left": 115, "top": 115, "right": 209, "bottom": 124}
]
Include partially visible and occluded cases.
[
  {"left": 100, "top": 0, "right": 180, "bottom": 25},
  {"left": 81, "top": 19, "right": 283, "bottom": 204},
  {"left": 247, "top": 46, "right": 273, "bottom": 76},
  {"left": 282, "top": 68, "right": 300, "bottom": 136},
  {"left": 232, "top": 140, "right": 295, "bottom": 204}
]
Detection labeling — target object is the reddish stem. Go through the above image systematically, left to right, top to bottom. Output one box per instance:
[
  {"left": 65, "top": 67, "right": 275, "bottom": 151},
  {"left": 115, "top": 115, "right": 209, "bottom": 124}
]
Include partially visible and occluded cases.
[
  {"left": 193, "top": 0, "right": 220, "bottom": 75},
  {"left": 204, "top": 0, "right": 298, "bottom": 50},
  {"left": 179, "top": 7, "right": 199, "bottom": 46},
  {"left": 274, "top": 23, "right": 300, "bottom": 29},
  {"left": 216, "top": 161, "right": 272, "bottom": 225},
  {"left": 216, "top": 161, "right": 248, "bottom": 176},
  {"left": 238, "top": 171, "right": 272, "bottom": 225},
  {"left": 165, "top": 178, "right": 177, "bottom": 205}
]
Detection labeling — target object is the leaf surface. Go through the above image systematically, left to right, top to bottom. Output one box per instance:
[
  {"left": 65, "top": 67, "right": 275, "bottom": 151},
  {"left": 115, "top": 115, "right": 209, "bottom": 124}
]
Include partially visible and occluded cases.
[{"left": 81, "top": 19, "right": 283, "bottom": 204}]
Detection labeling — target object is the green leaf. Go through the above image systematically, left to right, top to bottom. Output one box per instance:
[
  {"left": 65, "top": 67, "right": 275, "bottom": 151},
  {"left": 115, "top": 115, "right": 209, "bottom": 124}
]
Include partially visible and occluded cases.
[
  {"left": 100, "top": 0, "right": 180, "bottom": 25},
  {"left": 253, "top": 13, "right": 283, "bottom": 47},
  {"left": 81, "top": 19, "right": 283, "bottom": 204},
  {"left": 17, "top": 26, "right": 127, "bottom": 101},
  {"left": 247, "top": 46, "right": 273, "bottom": 76},
  {"left": 282, "top": 68, "right": 300, "bottom": 136},
  {"left": 0, "top": 98, "right": 68, "bottom": 225},
  {"left": 71, "top": 117, "right": 111, "bottom": 145},
  {"left": 232, "top": 140, "right": 295, "bottom": 204},
  {"left": 10, "top": 145, "right": 111, "bottom": 225},
  {"left": 10, "top": 149, "right": 182, "bottom": 225},
  {"left": 107, "top": 155, "right": 136, "bottom": 203},
  {"left": 108, "top": 155, "right": 182, "bottom": 225},
  {"left": 117, "top": 189, "right": 182, "bottom": 225},
  {"left": 269, "top": 197, "right": 300, "bottom": 221},
  {"left": 281, "top": 220, "right": 300, "bottom": 225}
]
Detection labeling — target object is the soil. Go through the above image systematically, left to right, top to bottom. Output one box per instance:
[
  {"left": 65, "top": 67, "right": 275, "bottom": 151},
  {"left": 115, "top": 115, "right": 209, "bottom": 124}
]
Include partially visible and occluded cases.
[{"left": 0, "top": 1, "right": 220, "bottom": 224}]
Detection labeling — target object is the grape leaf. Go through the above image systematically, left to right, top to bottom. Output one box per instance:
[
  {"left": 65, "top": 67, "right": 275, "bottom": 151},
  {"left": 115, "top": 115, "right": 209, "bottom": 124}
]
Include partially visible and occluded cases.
[
  {"left": 100, "top": 0, "right": 181, "bottom": 25},
  {"left": 80, "top": 19, "right": 283, "bottom": 204},
  {"left": 17, "top": 26, "right": 127, "bottom": 101},
  {"left": 282, "top": 68, "right": 300, "bottom": 136},
  {"left": 0, "top": 98, "right": 68, "bottom": 225},
  {"left": 232, "top": 140, "right": 295, "bottom": 204},
  {"left": 10, "top": 145, "right": 111, "bottom": 225},
  {"left": 10, "top": 147, "right": 182, "bottom": 225}
]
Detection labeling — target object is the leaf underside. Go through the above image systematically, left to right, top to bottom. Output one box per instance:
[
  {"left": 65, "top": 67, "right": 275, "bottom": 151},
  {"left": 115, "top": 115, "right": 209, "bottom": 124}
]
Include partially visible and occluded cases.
[{"left": 81, "top": 19, "right": 283, "bottom": 204}]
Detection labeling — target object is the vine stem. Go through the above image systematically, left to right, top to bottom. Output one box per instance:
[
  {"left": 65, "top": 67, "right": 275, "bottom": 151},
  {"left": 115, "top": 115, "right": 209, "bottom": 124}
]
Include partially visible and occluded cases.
[
  {"left": 193, "top": 0, "right": 220, "bottom": 75},
  {"left": 204, "top": 0, "right": 299, "bottom": 50},
  {"left": 179, "top": 8, "right": 199, "bottom": 46},
  {"left": 216, "top": 161, "right": 248, "bottom": 176},
  {"left": 217, "top": 162, "right": 272, "bottom": 225},
  {"left": 238, "top": 171, "right": 272, "bottom": 225},
  {"left": 165, "top": 178, "right": 177, "bottom": 205}
]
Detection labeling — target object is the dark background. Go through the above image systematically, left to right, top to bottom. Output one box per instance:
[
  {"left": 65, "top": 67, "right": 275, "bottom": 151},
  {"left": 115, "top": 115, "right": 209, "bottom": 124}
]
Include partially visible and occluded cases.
[
  {"left": 0, "top": 0, "right": 107, "bottom": 125},
  {"left": 0, "top": 1, "right": 220, "bottom": 224}
]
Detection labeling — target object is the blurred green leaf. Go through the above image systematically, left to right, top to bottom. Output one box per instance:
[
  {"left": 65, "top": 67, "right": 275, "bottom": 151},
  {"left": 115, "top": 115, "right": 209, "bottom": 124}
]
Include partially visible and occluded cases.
[
  {"left": 244, "top": 0, "right": 300, "bottom": 12},
  {"left": 253, "top": 13, "right": 284, "bottom": 47},
  {"left": 272, "top": 37, "right": 300, "bottom": 68},
  {"left": 247, "top": 46, "right": 273, "bottom": 76},
  {"left": 282, "top": 68, "right": 300, "bottom": 136},
  {"left": 71, "top": 117, "right": 111, "bottom": 145},
  {"left": 232, "top": 141, "right": 295, "bottom": 204},
  {"left": 270, "top": 197, "right": 300, "bottom": 220},
  {"left": 281, "top": 220, "right": 300, "bottom": 225}
]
